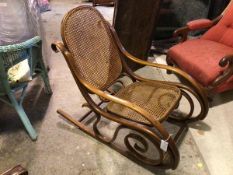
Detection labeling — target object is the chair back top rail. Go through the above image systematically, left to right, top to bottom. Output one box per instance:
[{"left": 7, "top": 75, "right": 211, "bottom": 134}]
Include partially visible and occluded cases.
[
  {"left": 0, "top": 36, "right": 41, "bottom": 71},
  {"left": 0, "top": 36, "right": 41, "bottom": 53}
]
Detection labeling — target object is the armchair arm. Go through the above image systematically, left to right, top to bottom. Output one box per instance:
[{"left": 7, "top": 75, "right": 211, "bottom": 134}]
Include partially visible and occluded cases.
[
  {"left": 173, "top": 15, "right": 222, "bottom": 42},
  {"left": 187, "top": 19, "right": 213, "bottom": 30},
  {"left": 125, "top": 51, "right": 207, "bottom": 97},
  {"left": 212, "top": 55, "right": 233, "bottom": 88}
]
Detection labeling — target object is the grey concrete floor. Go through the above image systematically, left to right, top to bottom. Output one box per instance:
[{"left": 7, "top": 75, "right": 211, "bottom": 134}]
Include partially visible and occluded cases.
[{"left": 0, "top": 0, "right": 218, "bottom": 174}]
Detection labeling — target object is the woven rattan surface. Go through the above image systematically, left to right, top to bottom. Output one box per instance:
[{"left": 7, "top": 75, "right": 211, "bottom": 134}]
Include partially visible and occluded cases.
[
  {"left": 62, "top": 6, "right": 122, "bottom": 90},
  {"left": 0, "top": 36, "right": 40, "bottom": 70},
  {"left": 107, "top": 81, "right": 181, "bottom": 125}
]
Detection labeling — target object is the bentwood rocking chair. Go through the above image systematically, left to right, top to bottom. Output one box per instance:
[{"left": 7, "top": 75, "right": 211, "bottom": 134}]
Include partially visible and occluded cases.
[
  {"left": 167, "top": 1, "right": 233, "bottom": 96},
  {"left": 52, "top": 6, "right": 208, "bottom": 170}
]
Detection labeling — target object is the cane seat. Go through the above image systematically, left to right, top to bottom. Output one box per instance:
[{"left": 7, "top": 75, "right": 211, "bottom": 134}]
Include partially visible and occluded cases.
[{"left": 107, "top": 81, "right": 181, "bottom": 125}]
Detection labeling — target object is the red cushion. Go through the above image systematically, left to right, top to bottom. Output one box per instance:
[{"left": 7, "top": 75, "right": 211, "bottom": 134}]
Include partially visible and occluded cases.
[
  {"left": 202, "top": 3, "right": 233, "bottom": 47},
  {"left": 168, "top": 39, "right": 233, "bottom": 87}
]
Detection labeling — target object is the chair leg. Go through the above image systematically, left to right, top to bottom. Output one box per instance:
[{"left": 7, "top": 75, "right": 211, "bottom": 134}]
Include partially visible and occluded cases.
[
  {"left": 166, "top": 56, "right": 174, "bottom": 74},
  {"left": 38, "top": 60, "right": 52, "bottom": 95},
  {"left": 40, "top": 71, "right": 52, "bottom": 95},
  {"left": 8, "top": 93, "right": 37, "bottom": 140}
]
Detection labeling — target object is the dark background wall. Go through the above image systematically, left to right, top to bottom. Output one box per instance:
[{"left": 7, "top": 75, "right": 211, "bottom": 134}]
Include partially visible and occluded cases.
[
  {"left": 155, "top": 0, "right": 230, "bottom": 39},
  {"left": 208, "top": 0, "right": 230, "bottom": 18}
]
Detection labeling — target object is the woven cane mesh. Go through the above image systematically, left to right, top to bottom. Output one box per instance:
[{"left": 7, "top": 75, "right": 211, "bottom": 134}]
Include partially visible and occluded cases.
[
  {"left": 62, "top": 7, "right": 122, "bottom": 90},
  {"left": 107, "top": 82, "right": 181, "bottom": 125}
]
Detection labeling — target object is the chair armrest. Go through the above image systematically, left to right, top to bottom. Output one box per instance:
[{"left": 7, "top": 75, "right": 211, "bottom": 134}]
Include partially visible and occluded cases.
[
  {"left": 173, "top": 15, "right": 222, "bottom": 42},
  {"left": 173, "top": 19, "right": 213, "bottom": 42},
  {"left": 187, "top": 19, "right": 213, "bottom": 30},
  {"left": 0, "top": 36, "right": 41, "bottom": 53},
  {"left": 51, "top": 41, "right": 68, "bottom": 53},
  {"left": 129, "top": 54, "right": 206, "bottom": 96},
  {"left": 212, "top": 55, "right": 233, "bottom": 87}
]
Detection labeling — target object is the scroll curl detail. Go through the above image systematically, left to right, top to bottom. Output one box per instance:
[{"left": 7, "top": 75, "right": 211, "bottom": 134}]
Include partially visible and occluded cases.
[{"left": 124, "top": 132, "right": 163, "bottom": 165}]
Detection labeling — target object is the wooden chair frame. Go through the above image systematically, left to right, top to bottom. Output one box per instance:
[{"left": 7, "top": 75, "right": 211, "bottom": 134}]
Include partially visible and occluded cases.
[
  {"left": 52, "top": 6, "right": 209, "bottom": 170},
  {"left": 1, "top": 165, "right": 28, "bottom": 175}
]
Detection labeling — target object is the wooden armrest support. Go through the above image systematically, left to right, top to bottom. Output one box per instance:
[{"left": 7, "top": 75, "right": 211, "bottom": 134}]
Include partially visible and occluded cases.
[
  {"left": 173, "top": 15, "right": 222, "bottom": 42},
  {"left": 173, "top": 26, "right": 190, "bottom": 42},
  {"left": 51, "top": 41, "right": 68, "bottom": 53},
  {"left": 219, "top": 54, "right": 233, "bottom": 67},
  {"left": 129, "top": 55, "right": 206, "bottom": 96},
  {"left": 212, "top": 55, "right": 233, "bottom": 87}
]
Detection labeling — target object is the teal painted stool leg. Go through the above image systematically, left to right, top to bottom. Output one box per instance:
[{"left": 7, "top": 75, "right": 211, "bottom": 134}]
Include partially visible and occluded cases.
[
  {"left": 0, "top": 36, "right": 44, "bottom": 140},
  {"left": 34, "top": 41, "right": 52, "bottom": 95},
  {"left": 38, "top": 59, "right": 52, "bottom": 95},
  {"left": 40, "top": 69, "right": 52, "bottom": 95},
  {"left": 7, "top": 92, "right": 37, "bottom": 140}
]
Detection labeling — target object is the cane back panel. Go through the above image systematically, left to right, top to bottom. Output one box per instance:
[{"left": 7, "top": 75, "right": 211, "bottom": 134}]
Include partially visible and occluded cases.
[{"left": 61, "top": 6, "right": 122, "bottom": 90}]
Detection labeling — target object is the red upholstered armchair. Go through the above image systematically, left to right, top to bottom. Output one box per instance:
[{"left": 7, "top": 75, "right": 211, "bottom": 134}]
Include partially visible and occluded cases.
[{"left": 167, "top": 1, "right": 233, "bottom": 95}]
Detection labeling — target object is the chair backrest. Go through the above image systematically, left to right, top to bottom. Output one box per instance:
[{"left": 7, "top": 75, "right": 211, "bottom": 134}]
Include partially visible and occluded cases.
[
  {"left": 202, "top": 2, "right": 233, "bottom": 47},
  {"left": 61, "top": 6, "right": 123, "bottom": 90},
  {"left": 0, "top": 36, "right": 41, "bottom": 94},
  {"left": 0, "top": 36, "right": 41, "bottom": 71}
]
